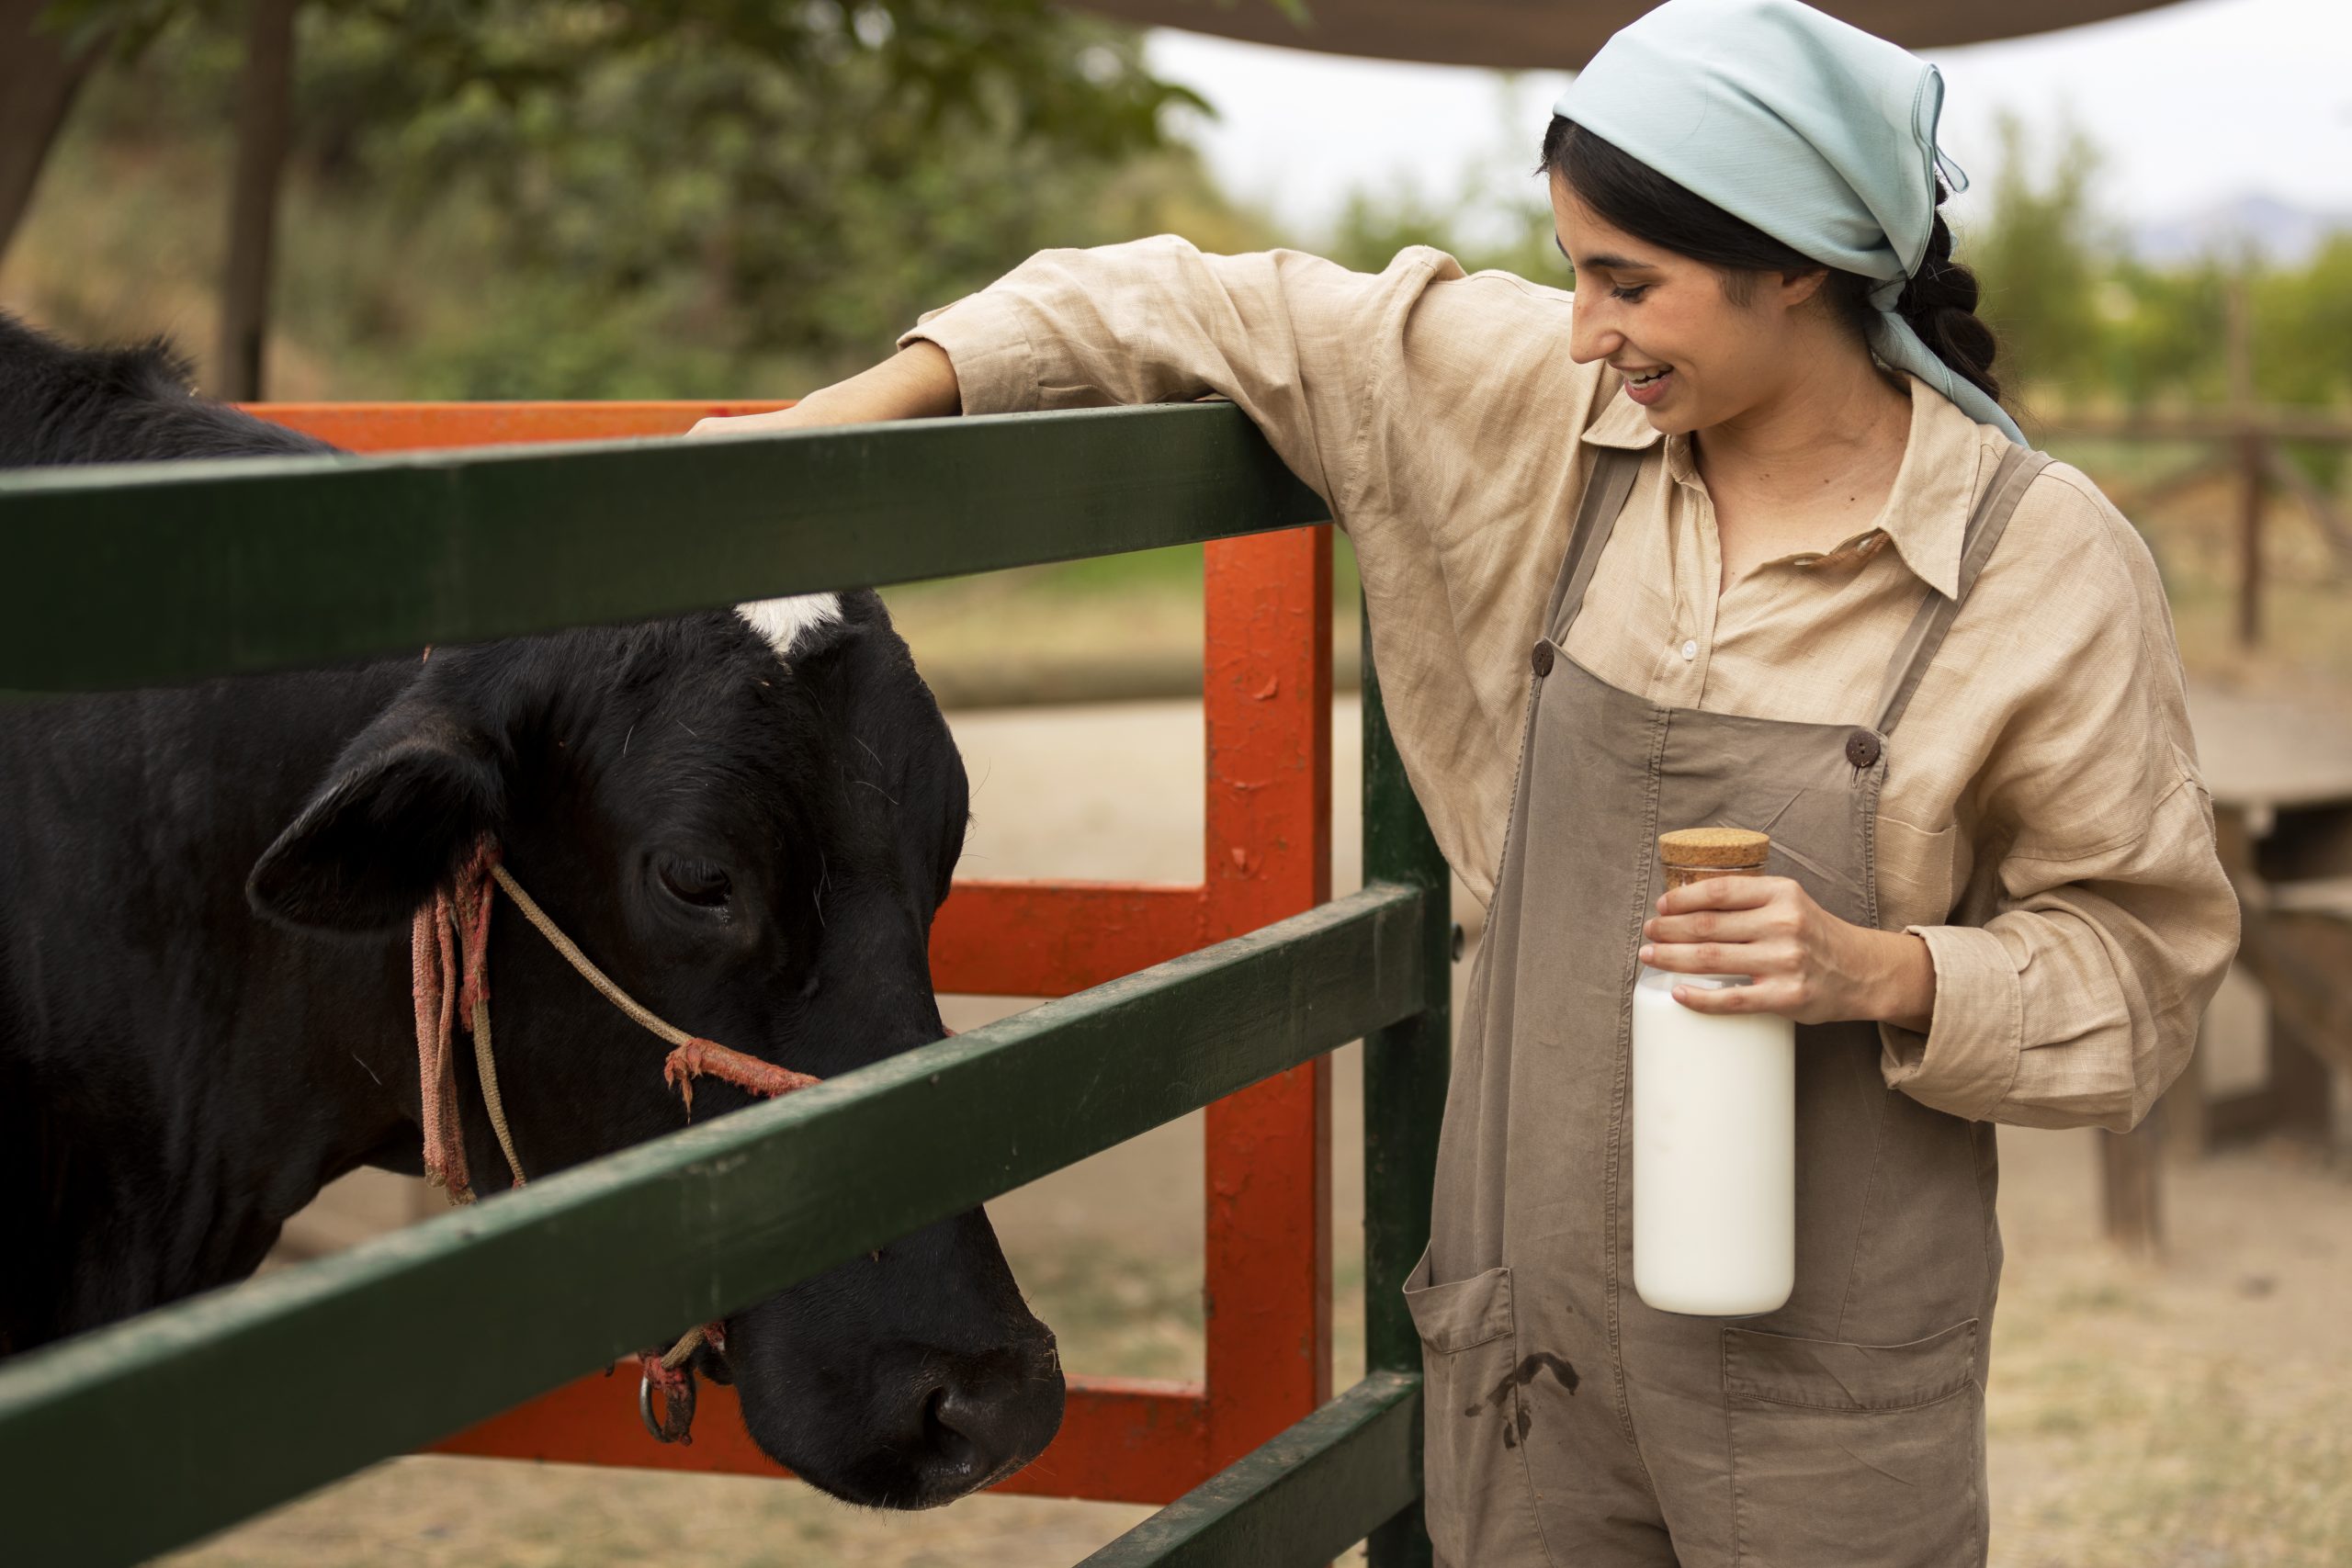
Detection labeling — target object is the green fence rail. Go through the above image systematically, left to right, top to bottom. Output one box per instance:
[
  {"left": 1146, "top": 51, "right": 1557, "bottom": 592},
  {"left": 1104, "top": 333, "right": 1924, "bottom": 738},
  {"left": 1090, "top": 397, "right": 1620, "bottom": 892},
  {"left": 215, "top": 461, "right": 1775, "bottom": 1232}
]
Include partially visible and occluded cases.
[
  {"left": 0, "top": 402, "right": 1446, "bottom": 1566},
  {"left": 0, "top": 403, "right": 1325, "bottom": 691}
]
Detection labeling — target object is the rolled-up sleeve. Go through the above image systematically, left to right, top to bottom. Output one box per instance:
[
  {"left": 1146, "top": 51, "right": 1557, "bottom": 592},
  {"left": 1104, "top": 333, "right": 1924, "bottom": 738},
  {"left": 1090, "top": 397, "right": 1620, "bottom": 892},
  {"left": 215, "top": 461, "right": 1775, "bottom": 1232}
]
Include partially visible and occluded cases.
[
  {"left": 898, "top": 234, "right": 1463, "bottom": 515},
  {"left": 1877, "top": 475, "right": 2241, "bottom": 1132},
  {"left": 1883, "top": 776, "right": 2238, "bottom": 1130}
]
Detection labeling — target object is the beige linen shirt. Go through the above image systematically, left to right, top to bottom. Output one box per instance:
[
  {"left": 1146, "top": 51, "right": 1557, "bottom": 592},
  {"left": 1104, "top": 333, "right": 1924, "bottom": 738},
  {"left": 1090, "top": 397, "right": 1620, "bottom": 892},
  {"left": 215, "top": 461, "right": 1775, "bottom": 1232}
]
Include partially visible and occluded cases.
[{"left": 900, "top": 235, "right": 2240, "bottom": 1134}]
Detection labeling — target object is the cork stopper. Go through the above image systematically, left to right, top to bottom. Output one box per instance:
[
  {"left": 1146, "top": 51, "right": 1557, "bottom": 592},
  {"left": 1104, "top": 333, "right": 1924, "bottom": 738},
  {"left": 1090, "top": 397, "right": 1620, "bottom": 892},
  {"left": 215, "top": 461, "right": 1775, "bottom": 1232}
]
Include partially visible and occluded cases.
[{"left": 1658, "top": 828, "right": 1770, "bottom": 892}]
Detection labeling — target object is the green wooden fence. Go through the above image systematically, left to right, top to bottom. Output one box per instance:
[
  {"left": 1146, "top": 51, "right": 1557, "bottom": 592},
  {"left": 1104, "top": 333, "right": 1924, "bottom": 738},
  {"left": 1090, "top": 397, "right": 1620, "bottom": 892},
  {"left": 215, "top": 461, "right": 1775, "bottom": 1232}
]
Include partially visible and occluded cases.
[{"left": 0, "top": 402, "right": 1448, "bottom": 1565}]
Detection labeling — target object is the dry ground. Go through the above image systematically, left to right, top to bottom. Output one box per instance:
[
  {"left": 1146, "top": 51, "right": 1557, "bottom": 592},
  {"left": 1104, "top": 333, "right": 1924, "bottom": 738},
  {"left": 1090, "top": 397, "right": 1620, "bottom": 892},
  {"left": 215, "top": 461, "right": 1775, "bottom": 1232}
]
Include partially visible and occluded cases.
[{"left": 170, "top": 691, "right": 2352, "bottom": 1568}]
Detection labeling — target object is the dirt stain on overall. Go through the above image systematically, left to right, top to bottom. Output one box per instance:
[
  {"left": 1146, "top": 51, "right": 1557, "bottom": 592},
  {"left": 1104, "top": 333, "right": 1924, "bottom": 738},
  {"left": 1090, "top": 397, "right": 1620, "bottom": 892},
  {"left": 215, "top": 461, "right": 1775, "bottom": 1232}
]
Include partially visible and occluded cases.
[{"left": 1466, "top": 1352, "right": 1579, "bottom": 1448}]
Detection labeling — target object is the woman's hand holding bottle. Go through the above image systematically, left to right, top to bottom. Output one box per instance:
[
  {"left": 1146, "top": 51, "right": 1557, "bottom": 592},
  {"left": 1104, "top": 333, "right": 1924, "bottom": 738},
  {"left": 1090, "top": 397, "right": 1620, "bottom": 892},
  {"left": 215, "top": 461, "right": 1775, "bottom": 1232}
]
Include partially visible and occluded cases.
[{"left": 1639, "top": 875, "right": 1938, "bottom": 1031}]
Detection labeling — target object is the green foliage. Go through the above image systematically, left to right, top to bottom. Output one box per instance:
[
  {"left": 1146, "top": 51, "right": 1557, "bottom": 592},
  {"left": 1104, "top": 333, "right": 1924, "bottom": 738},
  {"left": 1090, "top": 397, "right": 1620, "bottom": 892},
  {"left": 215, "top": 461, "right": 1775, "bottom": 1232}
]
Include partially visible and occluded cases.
[
  {"left": 25, "top": 0, "right": 1288, "bottom": 397},
  {"left": 331, "top": 4, "right": 1202, "bottom": 378},
  {"left": 18, "top": 6, "right": 2348, "bottom": 419},
  {"left": 1930, "top": 111, "right": 2349, "bottom": 419},
  {"left": 1962, "top": 111, "right": 2114, "bottom": 398},
  {"left": 1325, "top": 175, "right": 1559, "bottom": 284},
  {"left": 2253, "top": 233, "right": 2352, "bottom": 407},
  {"left": 2094, "top": 254, "right": 2228, "bottom": 406}
]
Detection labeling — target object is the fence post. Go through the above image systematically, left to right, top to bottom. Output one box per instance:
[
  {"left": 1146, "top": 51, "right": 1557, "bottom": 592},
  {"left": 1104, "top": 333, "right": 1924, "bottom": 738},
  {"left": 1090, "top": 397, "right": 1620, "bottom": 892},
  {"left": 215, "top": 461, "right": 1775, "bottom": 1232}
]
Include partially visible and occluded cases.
[
  {"left": 2226, "top": 268, "right": 2264, "bottom": 649},
  {"left": 1201, "top": 527, "right": 1336, "bottom": 1469},
  {"left": 1360, "top": 599, "right": 1448, "bottom": 1567},
  {"left": 2098, "top": 1114, "right": 2164, "bottom": 1256}
]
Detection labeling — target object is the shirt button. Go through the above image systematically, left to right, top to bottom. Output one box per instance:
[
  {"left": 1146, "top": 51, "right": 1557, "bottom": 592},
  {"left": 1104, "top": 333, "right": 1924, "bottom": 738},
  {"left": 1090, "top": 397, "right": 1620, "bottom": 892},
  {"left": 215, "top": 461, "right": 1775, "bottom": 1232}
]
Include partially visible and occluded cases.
[
  {"left": 1679, "top": 638, "right": 1699, "bottom": 661},
  {"left": 1531, "top": 639, "right": 1555, "bottom": 678}
]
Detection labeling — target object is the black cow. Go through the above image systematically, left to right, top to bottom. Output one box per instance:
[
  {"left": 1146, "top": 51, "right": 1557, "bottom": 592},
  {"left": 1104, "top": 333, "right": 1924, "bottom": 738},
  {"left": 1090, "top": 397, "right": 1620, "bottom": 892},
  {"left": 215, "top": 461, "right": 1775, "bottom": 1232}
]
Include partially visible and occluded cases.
[{"left": 0, "top": 313, "right": 1062, "bottom": 1509}]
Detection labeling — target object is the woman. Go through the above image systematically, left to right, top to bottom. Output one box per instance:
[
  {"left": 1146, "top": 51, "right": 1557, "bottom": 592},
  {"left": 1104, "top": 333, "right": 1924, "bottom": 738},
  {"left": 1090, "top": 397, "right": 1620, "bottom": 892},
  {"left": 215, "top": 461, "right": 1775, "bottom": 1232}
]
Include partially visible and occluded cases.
[{"left": 696, "top": 1, "right": 2238, "bottom": 1561}]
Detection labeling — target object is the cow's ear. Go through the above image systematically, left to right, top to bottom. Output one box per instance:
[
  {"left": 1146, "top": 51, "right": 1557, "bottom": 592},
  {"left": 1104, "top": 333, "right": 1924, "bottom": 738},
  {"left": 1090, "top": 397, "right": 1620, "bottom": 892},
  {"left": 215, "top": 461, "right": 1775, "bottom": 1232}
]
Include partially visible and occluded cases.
[{"left": 247, "top": 694, "right": 506, "bottom": 932}]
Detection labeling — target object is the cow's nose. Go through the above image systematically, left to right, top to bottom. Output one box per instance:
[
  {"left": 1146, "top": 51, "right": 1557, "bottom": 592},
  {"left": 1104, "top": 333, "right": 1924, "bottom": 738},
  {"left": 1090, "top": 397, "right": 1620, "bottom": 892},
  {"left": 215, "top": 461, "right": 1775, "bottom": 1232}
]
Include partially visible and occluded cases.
[{"left": 913, "top": 1341, "right": 1064, "bottom": 1496}]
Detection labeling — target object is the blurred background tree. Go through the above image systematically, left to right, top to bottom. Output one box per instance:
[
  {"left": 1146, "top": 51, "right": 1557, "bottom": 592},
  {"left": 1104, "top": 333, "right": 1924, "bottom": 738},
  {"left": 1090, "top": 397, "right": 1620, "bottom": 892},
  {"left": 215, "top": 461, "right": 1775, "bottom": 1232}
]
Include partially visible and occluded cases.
[
  {"left": 1, "top": 0, "right": 1274, "bottom": 396},
  {"left": 3, "top": 5, "right": 2346, "bottom": 419},
  {"left": 1962, "top": 110, "right": 2112, "bottom": 403}
]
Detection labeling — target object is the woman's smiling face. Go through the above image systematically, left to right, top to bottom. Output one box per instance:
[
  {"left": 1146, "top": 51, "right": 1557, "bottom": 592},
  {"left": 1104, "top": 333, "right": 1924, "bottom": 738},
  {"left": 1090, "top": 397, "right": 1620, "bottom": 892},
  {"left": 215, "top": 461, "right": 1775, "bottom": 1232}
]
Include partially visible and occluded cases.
[{"left": 1550, "top": 173, "right": 1827, "bottom": 435}]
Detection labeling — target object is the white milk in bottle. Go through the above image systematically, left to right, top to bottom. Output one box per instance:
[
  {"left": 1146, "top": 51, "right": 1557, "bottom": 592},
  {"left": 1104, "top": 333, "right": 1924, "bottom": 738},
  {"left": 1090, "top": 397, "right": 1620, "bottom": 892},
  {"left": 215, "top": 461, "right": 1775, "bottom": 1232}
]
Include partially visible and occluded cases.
[{"left": 1632, "top": 827, "right": 1795, "bottom": 1317}]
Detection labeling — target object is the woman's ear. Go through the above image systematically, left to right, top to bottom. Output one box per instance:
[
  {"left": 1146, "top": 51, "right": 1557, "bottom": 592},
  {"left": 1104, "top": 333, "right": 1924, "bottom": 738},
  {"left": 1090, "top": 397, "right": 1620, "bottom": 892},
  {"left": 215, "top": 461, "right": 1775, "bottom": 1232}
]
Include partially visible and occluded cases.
[
  {"left": 1778, "top": 265, "right": 1832, "bottom": 310},
  {"left": 247, "top": 687, "right": 507, "bottom": 933}
]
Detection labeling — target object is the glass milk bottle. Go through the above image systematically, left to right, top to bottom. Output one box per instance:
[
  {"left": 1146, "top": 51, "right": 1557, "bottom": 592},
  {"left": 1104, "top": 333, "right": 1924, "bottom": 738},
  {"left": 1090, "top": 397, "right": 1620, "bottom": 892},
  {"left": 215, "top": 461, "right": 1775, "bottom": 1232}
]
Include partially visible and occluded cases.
[{"left": 1632, "top": 828, "right": 1796, "bottom": 1317}]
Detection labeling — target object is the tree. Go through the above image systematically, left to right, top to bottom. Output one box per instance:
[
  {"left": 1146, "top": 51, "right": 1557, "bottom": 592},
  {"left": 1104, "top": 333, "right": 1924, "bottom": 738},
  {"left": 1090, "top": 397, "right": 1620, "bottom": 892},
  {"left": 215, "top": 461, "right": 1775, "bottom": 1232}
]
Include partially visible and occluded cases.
[
  {"left": 0, "top": 0, "right": 119, "bottom": 260},
  {"left": 13, "top": 0, "right": 1224, "bottom": 395},
  {"left": 217, "top": 0, "right": 297, "bottom": 398},
  {"left": 1960, "top": 110, "right": 2112, "bottom": 403}
]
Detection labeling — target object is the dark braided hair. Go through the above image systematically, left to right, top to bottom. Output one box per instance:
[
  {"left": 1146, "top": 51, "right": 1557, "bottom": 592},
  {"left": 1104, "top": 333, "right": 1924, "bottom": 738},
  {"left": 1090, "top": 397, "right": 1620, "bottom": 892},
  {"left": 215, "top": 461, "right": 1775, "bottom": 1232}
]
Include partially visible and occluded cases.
[{"left": 1536, "top": 117, "right": 2002, "bottom": 408}]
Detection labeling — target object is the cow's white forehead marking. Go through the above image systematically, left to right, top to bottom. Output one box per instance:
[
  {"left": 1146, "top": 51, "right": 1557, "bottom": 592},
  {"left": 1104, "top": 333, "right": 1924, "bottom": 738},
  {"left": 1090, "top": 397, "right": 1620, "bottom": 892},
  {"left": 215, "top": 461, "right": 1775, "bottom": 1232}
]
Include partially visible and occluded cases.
[{"left": 737, "top": 594, "right": 843, "bottom": 661}]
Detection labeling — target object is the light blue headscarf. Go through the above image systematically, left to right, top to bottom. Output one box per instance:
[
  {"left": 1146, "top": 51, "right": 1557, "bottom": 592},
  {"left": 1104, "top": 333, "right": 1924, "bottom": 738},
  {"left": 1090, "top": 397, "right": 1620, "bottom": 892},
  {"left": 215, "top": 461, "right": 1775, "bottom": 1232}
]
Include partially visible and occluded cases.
[{"left": 1552, "top": 0, "right": 2025, "bottom": 445}]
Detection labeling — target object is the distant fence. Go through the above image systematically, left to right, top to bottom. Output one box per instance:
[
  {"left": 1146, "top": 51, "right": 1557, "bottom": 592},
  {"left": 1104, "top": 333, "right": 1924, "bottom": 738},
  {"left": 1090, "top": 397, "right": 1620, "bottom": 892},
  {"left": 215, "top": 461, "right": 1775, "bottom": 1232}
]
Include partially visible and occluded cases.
[
  {"left": 2039, "top": 276, "right": 2352, "bottom": 648},
  {"left": 2041, "top": 406, "right": 2352, "bottom": 649}
]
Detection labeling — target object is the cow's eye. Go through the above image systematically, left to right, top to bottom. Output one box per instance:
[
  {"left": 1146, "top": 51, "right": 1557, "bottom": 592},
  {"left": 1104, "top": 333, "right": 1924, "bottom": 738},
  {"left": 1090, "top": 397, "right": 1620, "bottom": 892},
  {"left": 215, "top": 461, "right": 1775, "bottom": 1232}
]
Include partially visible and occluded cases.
[{"left": 657, "top": 857, "right": 732, "bottom": 909}]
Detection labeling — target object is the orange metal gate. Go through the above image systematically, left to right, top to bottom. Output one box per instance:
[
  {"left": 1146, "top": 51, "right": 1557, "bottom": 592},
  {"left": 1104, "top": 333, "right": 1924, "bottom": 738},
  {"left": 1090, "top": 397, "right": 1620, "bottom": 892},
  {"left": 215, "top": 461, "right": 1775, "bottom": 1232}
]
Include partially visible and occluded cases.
[{"left": 249, "top": 400, "right": 1338, "bottom": 1504}]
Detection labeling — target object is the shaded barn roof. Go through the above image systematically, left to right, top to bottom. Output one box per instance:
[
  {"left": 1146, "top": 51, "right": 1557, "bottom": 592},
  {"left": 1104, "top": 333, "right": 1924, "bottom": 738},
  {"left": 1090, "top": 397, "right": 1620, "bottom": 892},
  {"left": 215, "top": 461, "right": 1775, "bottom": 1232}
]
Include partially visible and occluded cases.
[{"left": 1061, "top": 0, "right": 2181, "bottom": 68}]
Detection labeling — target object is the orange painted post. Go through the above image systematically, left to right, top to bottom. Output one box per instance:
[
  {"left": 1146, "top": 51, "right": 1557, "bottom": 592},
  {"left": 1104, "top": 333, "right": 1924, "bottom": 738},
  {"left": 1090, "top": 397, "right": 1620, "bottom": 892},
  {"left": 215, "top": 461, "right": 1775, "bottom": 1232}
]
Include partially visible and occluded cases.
[
  {"left": 243, "top": 402, "right": 1334, "bottom": 1505},
  {"left": 1200, "top": 527, "right": 1336, "bottom": 1468}
]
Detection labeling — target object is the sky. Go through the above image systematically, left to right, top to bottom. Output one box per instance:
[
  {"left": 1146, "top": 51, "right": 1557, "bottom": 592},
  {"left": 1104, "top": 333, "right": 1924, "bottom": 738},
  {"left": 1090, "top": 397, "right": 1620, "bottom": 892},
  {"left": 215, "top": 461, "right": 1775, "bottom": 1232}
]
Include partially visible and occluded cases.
[{"left": 1142, "top": 0, "right": 2352, "bottom": 249}]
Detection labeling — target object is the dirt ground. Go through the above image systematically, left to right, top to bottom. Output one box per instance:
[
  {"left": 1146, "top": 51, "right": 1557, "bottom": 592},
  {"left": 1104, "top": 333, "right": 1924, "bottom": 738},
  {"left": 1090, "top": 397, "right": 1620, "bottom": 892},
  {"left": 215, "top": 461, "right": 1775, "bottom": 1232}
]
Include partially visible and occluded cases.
[{"left": 170, "top": 695, "right": 2352, "bottom": 1568}]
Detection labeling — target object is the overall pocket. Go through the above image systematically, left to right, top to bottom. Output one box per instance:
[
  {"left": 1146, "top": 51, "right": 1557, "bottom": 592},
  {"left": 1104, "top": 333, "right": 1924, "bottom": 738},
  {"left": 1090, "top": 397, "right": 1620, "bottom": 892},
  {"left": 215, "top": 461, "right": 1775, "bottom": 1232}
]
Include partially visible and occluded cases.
[
  {"left": 1404, "top": 1246, "right": 1552, "bottom": 1567},
  {"left": 1723, "top": 1317, "right": 1986, "bottom": 1568}
]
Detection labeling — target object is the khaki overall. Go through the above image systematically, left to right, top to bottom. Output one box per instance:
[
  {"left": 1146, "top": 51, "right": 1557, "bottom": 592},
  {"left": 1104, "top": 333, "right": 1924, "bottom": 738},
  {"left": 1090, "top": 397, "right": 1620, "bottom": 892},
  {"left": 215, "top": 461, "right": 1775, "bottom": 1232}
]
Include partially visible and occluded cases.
[{"left": 1405, "top": 442, "right": 2052, "bottom": 1567}]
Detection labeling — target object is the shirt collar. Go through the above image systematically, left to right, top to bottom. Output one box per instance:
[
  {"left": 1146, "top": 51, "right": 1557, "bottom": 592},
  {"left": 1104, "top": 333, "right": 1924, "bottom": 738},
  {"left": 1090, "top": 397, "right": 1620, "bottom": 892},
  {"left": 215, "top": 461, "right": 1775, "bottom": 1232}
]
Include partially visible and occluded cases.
[
  {"left": 1577, "top": 371, "right": 1987, "bottom": 600},
  {"left": 1871, "top": 374, "right": 1981, "bottom": 600},
  {"left": 1578, "top": 386, "right": 1665, "bottom": 452}
]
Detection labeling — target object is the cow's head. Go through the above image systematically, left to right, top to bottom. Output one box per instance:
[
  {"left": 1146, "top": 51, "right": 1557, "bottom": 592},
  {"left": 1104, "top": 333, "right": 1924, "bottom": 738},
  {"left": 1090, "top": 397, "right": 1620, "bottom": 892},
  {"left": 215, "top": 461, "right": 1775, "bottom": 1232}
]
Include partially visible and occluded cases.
[{"left": 245, "top": 592, "right": 1061, "bottom": 1509}]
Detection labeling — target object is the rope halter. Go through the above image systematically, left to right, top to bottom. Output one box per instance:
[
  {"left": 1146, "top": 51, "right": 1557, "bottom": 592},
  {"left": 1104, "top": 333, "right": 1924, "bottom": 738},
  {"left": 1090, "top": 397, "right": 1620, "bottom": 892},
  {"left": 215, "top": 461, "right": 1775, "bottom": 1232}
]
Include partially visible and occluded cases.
[{"left": 406, "top": 832, "right": 820, "bottom": 1438}]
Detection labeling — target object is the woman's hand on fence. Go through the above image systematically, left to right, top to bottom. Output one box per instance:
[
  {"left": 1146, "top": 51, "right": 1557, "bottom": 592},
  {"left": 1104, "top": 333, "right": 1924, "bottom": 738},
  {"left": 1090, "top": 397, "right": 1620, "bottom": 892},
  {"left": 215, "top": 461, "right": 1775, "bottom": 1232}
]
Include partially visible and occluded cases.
[
  {"left": 688, "top": 342, "right": 963, "bottom": 439},
  {"left": 687, "top": 403, "right": 845, "bottom": 440},
  {"left": 687, "top": 405, "right": 826, "bottom": 439},
  {"left": 1637, "top": 875, "right": 1938, "bottom": 1031}
]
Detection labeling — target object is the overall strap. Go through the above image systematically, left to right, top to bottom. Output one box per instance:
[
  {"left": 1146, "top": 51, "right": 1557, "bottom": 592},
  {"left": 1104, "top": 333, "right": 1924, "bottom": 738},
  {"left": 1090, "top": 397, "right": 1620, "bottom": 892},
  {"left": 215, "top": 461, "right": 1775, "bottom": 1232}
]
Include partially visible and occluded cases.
[
  {"left": 1871, "top": 444, "right": 2053, "bottom": 738},
  {"left": 1547, "top": 446, "right": 1646, "bottom": 640}
]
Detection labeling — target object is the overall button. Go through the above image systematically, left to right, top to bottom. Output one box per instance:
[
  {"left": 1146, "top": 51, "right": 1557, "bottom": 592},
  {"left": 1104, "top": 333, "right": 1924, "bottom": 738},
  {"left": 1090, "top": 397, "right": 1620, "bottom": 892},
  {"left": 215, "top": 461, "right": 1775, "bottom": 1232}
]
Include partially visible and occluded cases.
[
  {"left": 1531, "top": 639, "right": 1555, "bottom": 678},
  {"left": 1846, "top": 729, "right": 1883, "bottom": 768}
]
